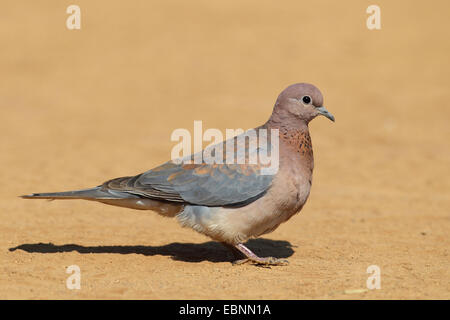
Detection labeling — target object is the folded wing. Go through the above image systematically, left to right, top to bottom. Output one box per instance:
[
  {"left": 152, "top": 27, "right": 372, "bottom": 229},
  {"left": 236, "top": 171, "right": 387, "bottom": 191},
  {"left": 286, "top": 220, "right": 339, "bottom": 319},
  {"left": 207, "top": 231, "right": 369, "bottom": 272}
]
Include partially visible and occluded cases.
[{"left": 102, "top": 132, "right": 275, "bottom": 206}]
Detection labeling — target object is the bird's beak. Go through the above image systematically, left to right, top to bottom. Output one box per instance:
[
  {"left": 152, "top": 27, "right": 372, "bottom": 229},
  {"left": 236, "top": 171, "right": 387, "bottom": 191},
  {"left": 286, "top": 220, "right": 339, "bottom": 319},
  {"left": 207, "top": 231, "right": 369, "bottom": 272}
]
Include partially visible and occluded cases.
[{"left": 316, "top": 106, "right": 335, "bottom": 122}]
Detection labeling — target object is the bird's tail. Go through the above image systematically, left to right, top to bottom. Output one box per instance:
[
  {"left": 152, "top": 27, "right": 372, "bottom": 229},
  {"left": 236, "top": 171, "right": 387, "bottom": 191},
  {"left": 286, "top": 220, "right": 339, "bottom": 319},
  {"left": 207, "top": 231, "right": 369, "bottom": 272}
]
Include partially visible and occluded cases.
[
  {"left": 20, "top": 186, "right": 182, "bottom": 215},
  {"left": 20, "top": 187, "right": 123, "bottom": 200}
]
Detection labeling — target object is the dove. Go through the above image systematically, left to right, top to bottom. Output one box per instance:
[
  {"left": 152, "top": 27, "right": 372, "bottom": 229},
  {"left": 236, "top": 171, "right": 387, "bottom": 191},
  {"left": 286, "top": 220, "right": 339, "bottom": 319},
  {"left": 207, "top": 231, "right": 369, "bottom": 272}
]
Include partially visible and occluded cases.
[{"left": 22, "top": 83, "right": 334, "bottom": 266}]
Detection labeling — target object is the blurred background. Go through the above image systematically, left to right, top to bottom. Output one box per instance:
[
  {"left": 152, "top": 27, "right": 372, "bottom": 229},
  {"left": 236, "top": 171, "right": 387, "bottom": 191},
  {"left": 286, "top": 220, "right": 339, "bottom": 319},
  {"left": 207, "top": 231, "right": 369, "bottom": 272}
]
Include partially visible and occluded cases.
[{"left": 1, "top": 0, "right": 449, "bottom": 299}]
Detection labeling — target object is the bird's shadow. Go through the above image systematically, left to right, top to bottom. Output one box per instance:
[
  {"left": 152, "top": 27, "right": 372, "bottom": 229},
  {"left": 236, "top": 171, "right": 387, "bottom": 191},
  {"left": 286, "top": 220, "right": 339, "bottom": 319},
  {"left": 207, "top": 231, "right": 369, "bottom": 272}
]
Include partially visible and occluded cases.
[{"left": 9, "top": 238, "right": 295, "bottom": 263}]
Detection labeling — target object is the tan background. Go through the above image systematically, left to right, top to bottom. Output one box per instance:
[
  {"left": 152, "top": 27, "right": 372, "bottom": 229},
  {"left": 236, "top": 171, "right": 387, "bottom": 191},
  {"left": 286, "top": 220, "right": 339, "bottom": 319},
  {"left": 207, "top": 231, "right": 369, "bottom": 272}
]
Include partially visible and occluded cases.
[{"left": 1, "top": 0, "right": 449, "bottom": 299}]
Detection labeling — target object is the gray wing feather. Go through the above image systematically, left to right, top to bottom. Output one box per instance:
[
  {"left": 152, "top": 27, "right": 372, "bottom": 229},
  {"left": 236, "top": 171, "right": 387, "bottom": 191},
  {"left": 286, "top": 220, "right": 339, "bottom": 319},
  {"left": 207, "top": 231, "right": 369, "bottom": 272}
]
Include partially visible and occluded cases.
[
  {"left": 103, "top": 131, "right": 275, "bottom": 206},
  {"left": 134, "top": 161, "right": 273, "bottom": 206}
]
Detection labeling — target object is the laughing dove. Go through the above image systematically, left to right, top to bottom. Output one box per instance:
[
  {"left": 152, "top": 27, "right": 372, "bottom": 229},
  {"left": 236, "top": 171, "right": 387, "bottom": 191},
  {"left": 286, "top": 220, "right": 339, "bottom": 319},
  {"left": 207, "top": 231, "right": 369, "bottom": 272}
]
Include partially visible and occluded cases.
[{"left": 22, "top": 83, "right": 334, "bottom": 266}]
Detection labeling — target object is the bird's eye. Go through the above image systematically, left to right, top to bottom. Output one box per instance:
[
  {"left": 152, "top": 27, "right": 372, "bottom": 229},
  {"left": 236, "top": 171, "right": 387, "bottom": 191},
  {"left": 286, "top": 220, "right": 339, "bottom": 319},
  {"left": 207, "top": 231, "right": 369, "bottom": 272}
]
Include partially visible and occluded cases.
[{"left": 302, "top": 95, "right": 312, "bottom": 104}]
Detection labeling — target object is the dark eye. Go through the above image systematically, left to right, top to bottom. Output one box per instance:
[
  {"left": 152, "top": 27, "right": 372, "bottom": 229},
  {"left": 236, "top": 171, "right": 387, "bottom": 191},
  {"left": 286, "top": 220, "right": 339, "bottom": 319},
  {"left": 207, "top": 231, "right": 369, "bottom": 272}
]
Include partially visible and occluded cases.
[{"left": 302, "top": 95, "right": 312, "bottom": 104}]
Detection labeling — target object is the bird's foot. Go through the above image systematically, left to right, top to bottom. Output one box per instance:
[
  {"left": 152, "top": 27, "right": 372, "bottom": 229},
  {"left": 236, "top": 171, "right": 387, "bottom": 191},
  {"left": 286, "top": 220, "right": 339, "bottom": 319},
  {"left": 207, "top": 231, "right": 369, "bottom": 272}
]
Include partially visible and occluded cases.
[
  {"left": 226, "top": 243, "right": 288, "bottom": 267},
  {"left": 232, "top": 257, "right": 289, "bottom": 266}
]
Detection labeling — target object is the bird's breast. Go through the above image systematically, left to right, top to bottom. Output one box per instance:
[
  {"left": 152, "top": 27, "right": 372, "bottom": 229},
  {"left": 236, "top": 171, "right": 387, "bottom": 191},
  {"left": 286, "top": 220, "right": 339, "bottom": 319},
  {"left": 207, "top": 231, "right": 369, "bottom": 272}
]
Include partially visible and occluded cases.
[{"left": 277, "top": 128, "right": 314, "bottom": 213}]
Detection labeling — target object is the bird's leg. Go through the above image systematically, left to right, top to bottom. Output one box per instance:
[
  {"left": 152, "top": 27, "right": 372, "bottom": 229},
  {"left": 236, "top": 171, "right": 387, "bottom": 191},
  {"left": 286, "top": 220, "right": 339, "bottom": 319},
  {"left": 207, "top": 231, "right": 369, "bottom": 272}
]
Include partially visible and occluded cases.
[
  {"left": 221, "top": 242, "right": 245, "bottom": 261},
  {"left": 231, "top": 243, "right": 289, "bottom": 266}
]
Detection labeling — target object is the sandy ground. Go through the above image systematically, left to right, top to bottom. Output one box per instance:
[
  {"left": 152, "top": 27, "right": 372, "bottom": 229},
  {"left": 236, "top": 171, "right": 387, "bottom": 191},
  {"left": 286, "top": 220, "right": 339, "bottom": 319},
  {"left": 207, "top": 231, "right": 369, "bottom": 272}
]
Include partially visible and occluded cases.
[{"left": 1, "top": 0, "right": 449, "bottom": 299}]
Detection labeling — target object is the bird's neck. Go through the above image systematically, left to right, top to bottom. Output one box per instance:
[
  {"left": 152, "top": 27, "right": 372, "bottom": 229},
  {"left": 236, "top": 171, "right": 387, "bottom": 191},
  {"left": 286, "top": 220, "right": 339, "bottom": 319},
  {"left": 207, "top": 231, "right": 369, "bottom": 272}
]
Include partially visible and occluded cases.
[
  {"left": 266, "top": 107, "right": 310, "bottom": 131},
  {"left": 265, "top": 114, "right": 311, "bottom": 143},
  {"left": 264, "top": 119, "right": 314, "bottom": 170},
  {"left": 279, "top": 126, "right": 313, "bottom": 158}
]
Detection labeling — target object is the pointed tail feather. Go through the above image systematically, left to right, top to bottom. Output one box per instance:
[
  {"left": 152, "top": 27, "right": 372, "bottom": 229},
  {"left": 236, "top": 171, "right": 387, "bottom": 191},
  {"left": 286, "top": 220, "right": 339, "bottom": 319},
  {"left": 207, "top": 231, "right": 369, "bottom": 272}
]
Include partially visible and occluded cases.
[
  {"left": 20, "top": 186, "right": 184, "bottom": 215},
  {"left": 20, "top": 187, "right": 135, "bottom": 200}
]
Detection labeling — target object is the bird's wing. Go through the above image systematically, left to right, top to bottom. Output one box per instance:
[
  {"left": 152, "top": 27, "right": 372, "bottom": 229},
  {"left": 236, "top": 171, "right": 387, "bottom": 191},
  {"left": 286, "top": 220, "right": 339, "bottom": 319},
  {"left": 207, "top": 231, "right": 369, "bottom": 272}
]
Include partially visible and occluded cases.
[{"left": 102, "top": 131, "right": 276, "bottom": 206}]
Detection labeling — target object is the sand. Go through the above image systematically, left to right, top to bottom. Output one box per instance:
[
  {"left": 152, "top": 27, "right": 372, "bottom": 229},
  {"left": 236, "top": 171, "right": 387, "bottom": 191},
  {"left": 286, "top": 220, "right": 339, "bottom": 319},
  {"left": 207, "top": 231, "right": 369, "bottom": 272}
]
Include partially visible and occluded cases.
[{"left": 1, "top": 0, "right": 449, "bottom": 299}]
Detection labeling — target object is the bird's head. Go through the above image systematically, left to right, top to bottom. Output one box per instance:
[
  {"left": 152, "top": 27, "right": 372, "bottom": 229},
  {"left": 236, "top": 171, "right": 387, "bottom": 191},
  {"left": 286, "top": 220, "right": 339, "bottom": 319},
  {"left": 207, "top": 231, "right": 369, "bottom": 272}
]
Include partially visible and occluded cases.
[{"left": 272, "top": 83, "right": 335, "bottom": 125}]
